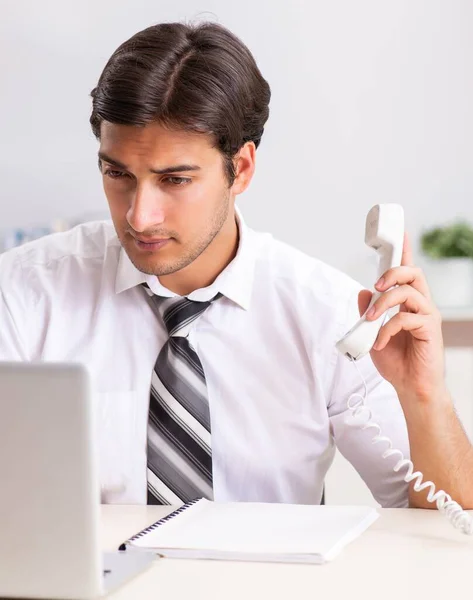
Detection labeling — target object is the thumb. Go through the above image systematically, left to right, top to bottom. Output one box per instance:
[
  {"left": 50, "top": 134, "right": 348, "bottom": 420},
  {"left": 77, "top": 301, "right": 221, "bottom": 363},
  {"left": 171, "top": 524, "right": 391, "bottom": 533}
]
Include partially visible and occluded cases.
[{"left": 358, "top": 289, "right": 373, "bottom": 317}]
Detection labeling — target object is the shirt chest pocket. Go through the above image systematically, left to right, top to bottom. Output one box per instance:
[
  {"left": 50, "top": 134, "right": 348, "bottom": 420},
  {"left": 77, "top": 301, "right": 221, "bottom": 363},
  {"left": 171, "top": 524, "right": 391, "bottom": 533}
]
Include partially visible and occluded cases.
[{"left": 92, "top": 390, "right": 140, "bottom": 500}]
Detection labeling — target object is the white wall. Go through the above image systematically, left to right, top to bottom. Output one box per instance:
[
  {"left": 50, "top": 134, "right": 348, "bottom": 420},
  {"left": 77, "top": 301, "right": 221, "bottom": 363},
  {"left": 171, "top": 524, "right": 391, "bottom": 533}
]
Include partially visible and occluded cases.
[{"left": 1, "top": 0, "right": 472, "bottom": 284}]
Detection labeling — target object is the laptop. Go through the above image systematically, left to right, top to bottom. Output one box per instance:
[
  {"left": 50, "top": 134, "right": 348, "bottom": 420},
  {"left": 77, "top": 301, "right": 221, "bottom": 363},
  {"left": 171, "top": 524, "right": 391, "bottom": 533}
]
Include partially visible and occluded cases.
[{"left": 0, "top": 362, "right": 155, "bottom": 600}]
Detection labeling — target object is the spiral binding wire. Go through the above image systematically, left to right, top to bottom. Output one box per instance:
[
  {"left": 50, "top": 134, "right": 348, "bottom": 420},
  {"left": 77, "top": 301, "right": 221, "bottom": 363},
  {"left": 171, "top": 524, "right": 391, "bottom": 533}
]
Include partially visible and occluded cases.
[
  {"left": 346, "top": 358, "right": 473, "bottom": 535},
  {"left": 118, "top": 499, "right": 200, "bottom": 550}
]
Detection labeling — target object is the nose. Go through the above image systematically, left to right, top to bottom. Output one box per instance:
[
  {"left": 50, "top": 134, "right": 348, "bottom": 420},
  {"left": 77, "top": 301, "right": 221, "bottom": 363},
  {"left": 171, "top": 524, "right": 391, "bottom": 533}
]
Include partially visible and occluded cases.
[{"left": 126, "top": 182, "right": 166, "bottom": 233}]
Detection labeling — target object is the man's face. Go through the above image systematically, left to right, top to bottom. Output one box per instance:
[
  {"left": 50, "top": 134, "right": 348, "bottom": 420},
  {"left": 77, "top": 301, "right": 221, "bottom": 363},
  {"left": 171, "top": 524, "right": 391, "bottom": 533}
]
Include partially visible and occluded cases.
[{"left": 99, "top": 121, "right": 232, "bottom": 276}]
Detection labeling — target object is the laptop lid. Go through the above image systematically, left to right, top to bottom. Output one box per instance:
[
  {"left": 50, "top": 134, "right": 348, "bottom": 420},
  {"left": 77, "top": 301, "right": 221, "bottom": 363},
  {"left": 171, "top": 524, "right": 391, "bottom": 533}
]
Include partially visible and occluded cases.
[{"left": 0, "top": 362, "right": 103, "bottom": 600}]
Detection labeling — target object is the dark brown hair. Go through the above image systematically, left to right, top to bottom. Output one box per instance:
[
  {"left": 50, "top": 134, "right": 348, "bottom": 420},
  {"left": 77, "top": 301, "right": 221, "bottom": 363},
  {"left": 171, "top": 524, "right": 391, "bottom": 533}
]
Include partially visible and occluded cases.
[{"left": 90, "top": 21, "right": 271, "bottom": 186}]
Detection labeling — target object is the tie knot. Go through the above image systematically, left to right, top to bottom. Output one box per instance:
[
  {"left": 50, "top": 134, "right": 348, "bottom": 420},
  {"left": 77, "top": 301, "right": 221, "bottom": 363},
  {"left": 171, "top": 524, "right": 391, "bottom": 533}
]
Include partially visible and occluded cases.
[{"left": 142, "top": 284, "right": 221, "bottom": 337}]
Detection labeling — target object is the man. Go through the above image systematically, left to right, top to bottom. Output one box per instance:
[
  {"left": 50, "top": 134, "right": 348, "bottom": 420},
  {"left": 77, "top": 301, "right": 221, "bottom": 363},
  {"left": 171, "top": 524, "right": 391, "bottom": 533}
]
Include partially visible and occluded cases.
[{"left": 1, "top": 21, "right": 472, "bottom": 508}]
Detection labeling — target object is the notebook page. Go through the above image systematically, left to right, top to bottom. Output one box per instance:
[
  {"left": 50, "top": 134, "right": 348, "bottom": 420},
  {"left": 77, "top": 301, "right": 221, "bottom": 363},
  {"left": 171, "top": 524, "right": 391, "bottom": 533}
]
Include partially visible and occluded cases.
[{"left": 133, "top": 500, "right": 378, "bottom": 557}]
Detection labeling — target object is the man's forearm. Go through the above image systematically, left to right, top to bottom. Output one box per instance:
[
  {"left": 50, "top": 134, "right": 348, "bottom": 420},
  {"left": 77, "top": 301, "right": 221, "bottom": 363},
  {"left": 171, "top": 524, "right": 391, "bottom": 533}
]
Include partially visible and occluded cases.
[{"left": 400, "top": 391, "right": 473, "bottom": 509}]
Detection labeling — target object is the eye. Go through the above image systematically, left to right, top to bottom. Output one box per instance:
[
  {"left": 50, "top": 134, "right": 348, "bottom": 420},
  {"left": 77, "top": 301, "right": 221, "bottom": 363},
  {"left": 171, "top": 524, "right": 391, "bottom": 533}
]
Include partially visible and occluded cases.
[
  {"left": 104, "top": 168, "right": 128, "bottom": 179},
  {"left": 164, "top": 177, "right": 191, "bottom": 186}
]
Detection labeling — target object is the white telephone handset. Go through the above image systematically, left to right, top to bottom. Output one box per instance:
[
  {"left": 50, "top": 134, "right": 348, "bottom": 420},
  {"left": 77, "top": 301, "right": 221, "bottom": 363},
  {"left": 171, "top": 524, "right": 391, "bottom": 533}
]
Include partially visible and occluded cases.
[
  {"left": 336, "top": 203, "right": 404, "bottom": 360},
  {"left": 338, "top": 203, "right": 473, "bottom": 534}
]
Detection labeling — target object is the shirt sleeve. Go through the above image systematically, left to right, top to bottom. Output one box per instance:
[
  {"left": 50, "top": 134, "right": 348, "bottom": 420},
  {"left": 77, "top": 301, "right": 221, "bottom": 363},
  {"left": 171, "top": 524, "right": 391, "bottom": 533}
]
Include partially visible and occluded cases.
[
  {"left": 0, "top": 252, "right": 31, "bottom": 361},
  {"left": 327, "top": 286, "right": 410, "bottom": 508}
]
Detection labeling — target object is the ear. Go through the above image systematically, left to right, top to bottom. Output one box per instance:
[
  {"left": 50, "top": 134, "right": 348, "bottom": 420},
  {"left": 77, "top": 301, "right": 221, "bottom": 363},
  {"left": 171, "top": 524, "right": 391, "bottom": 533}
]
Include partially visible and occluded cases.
[{"left": 231, "top": 141, "right": 256, "bottom": 195}]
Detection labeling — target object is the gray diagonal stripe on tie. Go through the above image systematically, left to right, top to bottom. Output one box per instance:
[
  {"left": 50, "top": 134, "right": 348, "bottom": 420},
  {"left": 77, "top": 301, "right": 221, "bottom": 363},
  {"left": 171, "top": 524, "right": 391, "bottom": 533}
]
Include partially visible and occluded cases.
[
  {"left": 144, "top": 294, "right": 208, "bottom": 337},
  {"left": 163, "top": 297, "right": 192, "bottom": 320},
  {"left": 164, "top": 300, "right": 211, "bottom": 336},
  {"left": 171, "top": 337, "right": 205, "bottom": 380},
  {"left": 166, "top": 341, "right": 208, "bottom": 399},
  {"left": 156, "top": 342, "right": 211, "bottom": 431},
  {"left": 149, "top": 378, "right": 211, "bottom": 454},
  {"left": 148, "top": 427, "right": 212, "bottom": 502},
  {"left": 147, "top": 449, "right": 203, "bottom": 503},
  {"left": 147, "top": 486, "right": 168, "bottom": 505}
]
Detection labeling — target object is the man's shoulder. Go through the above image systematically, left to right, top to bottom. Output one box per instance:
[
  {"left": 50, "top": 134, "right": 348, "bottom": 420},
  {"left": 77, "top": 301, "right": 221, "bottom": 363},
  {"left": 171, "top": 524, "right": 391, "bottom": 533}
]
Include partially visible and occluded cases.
[
  {"left": 0, "top": 220, "right": 119, "bottom": 288},
  {"left": 1, "top": 220, "right": 118, "bottom": 267},
  {"left": 251, "top": 231, "right": 363, "bottom": 348},
  {"left": 257, "top": 232, "right": 363, "bottom": 299}
]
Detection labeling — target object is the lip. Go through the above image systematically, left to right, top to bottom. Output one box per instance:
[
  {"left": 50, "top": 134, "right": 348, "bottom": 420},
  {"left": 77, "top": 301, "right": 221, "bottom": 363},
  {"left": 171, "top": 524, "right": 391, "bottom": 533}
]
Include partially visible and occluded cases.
[{"left": 133, "top": 237, "right": 171, "bottom": 251}]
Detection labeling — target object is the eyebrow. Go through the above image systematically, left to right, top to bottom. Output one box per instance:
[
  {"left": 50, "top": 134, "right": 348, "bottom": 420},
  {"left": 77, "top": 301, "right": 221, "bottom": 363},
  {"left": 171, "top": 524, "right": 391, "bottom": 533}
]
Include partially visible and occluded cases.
[{"left": 98, "top": 151, "right": 201, "bottom": 175}]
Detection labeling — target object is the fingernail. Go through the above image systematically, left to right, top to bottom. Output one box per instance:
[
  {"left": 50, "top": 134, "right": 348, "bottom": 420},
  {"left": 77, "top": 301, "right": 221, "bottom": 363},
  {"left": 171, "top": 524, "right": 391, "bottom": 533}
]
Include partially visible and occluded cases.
[
  {"left": 375, "top": 277, "right": 385, "bottom": 289},
  {"left": 367, "top": 306, "right": 376, "bottom": 319}
]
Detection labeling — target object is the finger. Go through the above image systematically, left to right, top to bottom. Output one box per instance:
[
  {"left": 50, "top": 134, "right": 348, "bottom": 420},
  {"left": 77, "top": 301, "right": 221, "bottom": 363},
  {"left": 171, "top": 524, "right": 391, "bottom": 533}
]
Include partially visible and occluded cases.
[
  {"left": 401, "top": 232, "right": 415, "bottom": 267},
  {"left": 375, "top": 265, "right": 431, "bottom": 300},
  {"left": 366, "top": 285, "right": 432, "bottom": 320},
  {"left": 358, "top": 290, "right": 373, "bottom": 317},
  {"left": 373, "top": 312, "right": 439, "bottom": 350}
]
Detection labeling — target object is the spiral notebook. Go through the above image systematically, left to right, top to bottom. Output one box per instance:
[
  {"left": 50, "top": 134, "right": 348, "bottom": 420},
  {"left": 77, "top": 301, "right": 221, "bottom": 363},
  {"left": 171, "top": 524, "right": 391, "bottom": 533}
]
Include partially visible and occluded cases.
[{"left": 118, "top": 499, "right": 378, "bottom": 564}]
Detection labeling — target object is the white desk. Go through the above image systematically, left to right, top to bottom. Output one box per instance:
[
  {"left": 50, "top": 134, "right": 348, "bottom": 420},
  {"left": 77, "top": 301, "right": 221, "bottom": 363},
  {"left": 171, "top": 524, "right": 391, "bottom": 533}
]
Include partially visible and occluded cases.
[{"left": 103, "top": 506, "right": 473, "bottom": 600}]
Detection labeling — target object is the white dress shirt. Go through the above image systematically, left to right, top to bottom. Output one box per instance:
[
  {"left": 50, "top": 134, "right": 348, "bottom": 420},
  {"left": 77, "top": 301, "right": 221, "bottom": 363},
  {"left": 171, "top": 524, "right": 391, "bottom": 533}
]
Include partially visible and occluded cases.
[{"left": 0, "top": 209, "right": 410, "bottom": 507}]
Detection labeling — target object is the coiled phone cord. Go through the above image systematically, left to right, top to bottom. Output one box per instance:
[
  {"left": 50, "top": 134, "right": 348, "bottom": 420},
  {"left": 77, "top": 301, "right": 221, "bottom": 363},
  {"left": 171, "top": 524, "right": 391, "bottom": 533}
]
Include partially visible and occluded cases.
[{"left": 347, "top": 358, "right": 473, "bottom": 535}]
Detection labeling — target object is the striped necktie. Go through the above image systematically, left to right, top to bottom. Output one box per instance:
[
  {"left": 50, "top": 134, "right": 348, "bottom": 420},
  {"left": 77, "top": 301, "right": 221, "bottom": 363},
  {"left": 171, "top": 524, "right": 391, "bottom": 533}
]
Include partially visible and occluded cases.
[{"left": 143, "top": 284, "right": 221, "bottom": 505}]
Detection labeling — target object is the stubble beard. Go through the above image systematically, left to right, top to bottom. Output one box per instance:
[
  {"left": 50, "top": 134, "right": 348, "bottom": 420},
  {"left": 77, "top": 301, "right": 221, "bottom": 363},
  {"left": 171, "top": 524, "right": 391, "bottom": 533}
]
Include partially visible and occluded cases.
[{"left": 121, "top": 190, "right": 231, "bottom": 277}]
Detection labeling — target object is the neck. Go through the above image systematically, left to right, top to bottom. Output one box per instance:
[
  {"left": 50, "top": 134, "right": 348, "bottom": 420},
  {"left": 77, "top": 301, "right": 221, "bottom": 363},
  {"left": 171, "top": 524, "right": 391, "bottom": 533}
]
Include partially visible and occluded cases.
[{"left": 159, "top": 210, "right": 239, "bottom": 296}]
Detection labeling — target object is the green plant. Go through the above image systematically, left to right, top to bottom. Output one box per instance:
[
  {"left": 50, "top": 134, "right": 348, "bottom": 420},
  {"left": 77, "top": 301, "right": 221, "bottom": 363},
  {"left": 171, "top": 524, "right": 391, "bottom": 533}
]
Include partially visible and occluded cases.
[{"left": 421, "top": 221, "right": 473, "bottom": 259}]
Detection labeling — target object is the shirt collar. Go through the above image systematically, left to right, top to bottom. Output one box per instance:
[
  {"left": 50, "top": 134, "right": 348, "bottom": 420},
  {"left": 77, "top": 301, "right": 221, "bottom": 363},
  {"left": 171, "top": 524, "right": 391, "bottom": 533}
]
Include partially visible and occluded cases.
[{"left": 115, "top": 206, "right": 256, "bottom": 310}]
